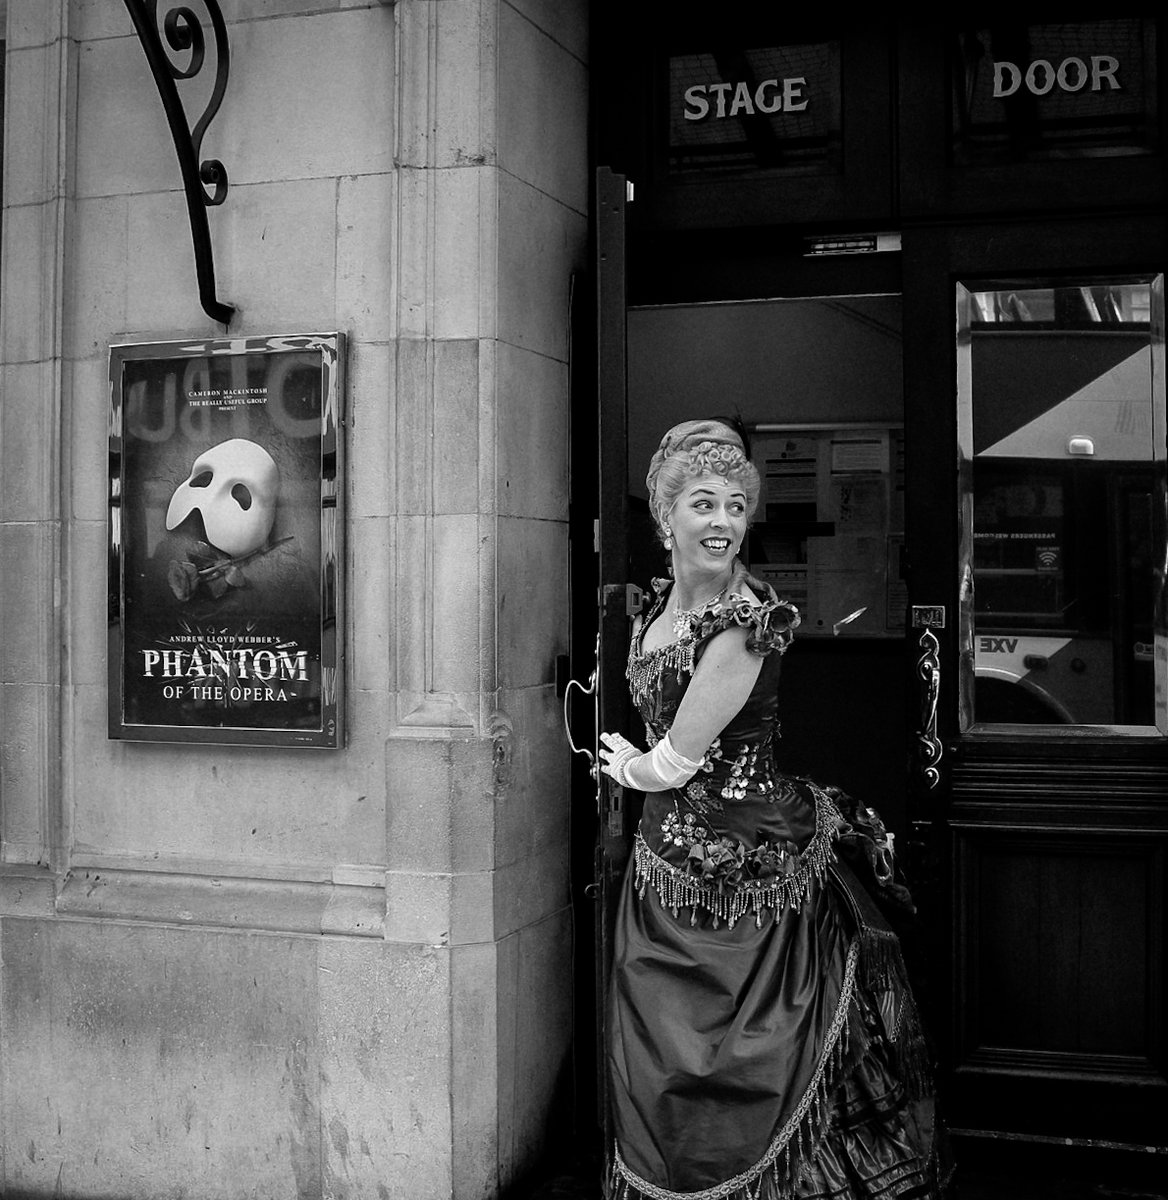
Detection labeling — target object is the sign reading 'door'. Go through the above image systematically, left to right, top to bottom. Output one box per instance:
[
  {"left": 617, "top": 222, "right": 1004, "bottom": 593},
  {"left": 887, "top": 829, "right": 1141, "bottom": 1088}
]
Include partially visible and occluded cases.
[
  {"left": 953, "top": 19, "right": 1156, "bottom": 164},
  {"left": 992, "top": 54, "right": 1120, "bottom": 97}
]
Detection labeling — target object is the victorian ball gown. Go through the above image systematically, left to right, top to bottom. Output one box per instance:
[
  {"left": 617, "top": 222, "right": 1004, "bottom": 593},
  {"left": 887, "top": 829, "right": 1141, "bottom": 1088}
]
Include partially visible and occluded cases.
[{"left": 607, "top": 569, "right": 945, "bottom": 1200}]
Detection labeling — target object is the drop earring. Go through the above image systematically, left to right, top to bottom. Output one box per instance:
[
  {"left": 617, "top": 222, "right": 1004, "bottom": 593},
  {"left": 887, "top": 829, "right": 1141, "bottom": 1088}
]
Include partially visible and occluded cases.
[{"left": 663, "top": 527, "right": 673, "bottom": 550}]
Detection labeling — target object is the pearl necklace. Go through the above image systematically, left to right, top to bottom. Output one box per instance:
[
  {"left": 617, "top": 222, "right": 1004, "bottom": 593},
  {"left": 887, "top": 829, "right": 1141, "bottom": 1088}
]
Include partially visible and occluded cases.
[{"left": 671, "top": 583, "right": 729, "bottom": 641}]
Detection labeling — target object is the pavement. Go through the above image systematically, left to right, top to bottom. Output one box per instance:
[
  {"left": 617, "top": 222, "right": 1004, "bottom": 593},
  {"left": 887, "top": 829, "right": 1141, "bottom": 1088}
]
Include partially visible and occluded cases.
[
  {"left": 514, "top": 1119, "right": 1168, "bottom": 1200},
  {"left": 947, "top": 1138, "right": 1168, "bottom": 1200},
  {"left": 519, "top": 1157, "right": 1168, "bottom": 1200},
  {"left": 945, "top": 1161, "right": 1166, "bottom": 1200},
  {"left": 954, "top": 1174, "right": 1167, "bottom": 1200}
]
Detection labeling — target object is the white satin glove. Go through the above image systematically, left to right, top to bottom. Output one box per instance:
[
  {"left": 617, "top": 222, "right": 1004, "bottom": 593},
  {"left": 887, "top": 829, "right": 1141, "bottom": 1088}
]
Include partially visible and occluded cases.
[{"left": 598, "top": 731, "right": 702, "bottom": 792}]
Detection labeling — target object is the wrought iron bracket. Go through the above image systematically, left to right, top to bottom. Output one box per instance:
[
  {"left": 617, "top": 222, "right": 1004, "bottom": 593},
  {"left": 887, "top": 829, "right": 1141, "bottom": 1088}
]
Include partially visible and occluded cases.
[{"left": 123, "top": 0, "right": 235, "bottom": 326}]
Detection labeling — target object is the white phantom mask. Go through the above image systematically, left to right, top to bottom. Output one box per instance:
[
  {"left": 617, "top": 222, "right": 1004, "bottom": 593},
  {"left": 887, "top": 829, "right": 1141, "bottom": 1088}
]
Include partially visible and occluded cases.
[{"left": 166, "top": 439, "right": 279, "bottom": 557}]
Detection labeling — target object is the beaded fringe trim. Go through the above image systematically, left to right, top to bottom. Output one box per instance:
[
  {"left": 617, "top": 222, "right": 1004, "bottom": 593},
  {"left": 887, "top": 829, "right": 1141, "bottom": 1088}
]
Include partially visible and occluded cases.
[
  {"left": 627, "top": 576, "right": 798, "bottom": 711},
  {"left": 627, "top": 638, "right": 696, "bottom": 709},
  {"left": 633, "top": 786, "right": 843, "bottom": 930},
  {"left": 610, "top": 941, "right": 862, "bottom": 1200}
]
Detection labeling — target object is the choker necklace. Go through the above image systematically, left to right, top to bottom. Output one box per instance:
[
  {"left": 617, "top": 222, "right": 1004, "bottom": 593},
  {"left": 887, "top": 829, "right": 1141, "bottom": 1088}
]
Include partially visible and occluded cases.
[{"left": 671, "top": 583, "right": 729, "bottom": 641}]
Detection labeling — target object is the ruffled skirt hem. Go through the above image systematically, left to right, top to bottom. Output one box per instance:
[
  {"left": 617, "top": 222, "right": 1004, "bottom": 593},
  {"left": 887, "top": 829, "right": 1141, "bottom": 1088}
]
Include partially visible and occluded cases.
[{"left": 608, "top": 919, "right": 942, "bottom": 1200}]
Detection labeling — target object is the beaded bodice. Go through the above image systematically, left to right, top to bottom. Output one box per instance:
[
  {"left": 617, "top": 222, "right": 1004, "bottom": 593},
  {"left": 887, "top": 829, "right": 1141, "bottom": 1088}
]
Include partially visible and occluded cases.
[
  {"left": 623, "top": 571, "right": 848, "bottom": 928},
  {"left": 627, "top": 573, "right": 799, "bottom": 808}
]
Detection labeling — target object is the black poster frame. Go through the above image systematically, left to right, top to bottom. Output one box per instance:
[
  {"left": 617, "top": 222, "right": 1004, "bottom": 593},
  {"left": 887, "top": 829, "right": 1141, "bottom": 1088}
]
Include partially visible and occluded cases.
[{"left": 107, "top": 332, "right": 345, "bottom": 749}]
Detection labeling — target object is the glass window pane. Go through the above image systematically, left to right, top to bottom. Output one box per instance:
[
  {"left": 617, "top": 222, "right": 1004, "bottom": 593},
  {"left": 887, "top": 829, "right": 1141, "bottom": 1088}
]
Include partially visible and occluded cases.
[
  {"left": 951, "top": 19, "right": 1159, "bottom": 165},
  {"left": 667, "top": 42, "right": 842, "bottom": 177},
  {"left": 957, "top": 276, "right": 1167, "bottom": 733}
]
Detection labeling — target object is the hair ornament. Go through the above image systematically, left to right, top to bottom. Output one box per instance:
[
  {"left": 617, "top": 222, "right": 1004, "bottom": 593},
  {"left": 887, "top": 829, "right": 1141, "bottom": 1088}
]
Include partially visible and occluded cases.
[
  {"left": 646, "top": 418, "right": 760, "bottom": 541},
  {"left": 686, "top": 439, "right": 750, "bottom": 478}
]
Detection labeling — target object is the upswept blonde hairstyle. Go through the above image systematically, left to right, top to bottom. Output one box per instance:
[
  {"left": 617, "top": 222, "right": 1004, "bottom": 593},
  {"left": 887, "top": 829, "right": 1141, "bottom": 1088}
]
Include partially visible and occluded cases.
[{"left": 646, "top": 418, "right": 761, "bottom": 540}]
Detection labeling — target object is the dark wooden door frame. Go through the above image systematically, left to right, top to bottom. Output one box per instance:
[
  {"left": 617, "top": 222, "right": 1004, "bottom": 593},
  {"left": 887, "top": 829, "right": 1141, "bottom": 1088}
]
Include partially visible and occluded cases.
[{"left": 901, "top": 213, "right": 1168, "bottom": 1153}]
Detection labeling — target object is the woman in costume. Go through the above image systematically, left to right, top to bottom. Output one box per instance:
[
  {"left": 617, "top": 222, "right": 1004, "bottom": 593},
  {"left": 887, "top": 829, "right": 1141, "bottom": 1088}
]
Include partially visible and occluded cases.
[{"left": 598, "top": 419, "right": 943, "bottom": 1200}]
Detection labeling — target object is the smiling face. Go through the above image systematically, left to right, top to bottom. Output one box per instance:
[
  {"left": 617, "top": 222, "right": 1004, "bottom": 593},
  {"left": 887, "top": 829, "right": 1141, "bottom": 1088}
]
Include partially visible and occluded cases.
[{"left": 667, "top": 473, "right": 749, "bottom": 580}]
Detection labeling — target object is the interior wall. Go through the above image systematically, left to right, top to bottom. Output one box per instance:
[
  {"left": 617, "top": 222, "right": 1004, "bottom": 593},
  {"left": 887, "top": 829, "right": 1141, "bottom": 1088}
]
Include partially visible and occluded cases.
[
  {"left": 626, "top": 295, "right": 910, "bottom": 835},
  {"left": 627, "top": 295, "right": 903, "bottom": 499}
]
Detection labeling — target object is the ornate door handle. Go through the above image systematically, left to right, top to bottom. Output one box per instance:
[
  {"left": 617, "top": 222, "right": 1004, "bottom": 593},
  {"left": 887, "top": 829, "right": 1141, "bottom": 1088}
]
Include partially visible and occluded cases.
[
  {"left": 912, "top": 607, "right": 944, "bottom": 790},
  {"left": 562, "top": 633, "right": 601, "bottom": 789}
]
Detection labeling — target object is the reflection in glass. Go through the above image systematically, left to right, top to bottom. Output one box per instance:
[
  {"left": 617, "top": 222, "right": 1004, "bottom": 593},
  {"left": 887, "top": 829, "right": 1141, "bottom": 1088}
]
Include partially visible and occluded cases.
[
  {"left": 950, "top": 19, "right": 1159, "bottom": 165},
  {"left": 668, "top": 43, "right": 842, "bottom": 177},
  {"left": 958, "top": 276, "right": 1166, "bottom": 732},
  {"left": 627, "top": 297, "right": 904, "bottom": 637}
]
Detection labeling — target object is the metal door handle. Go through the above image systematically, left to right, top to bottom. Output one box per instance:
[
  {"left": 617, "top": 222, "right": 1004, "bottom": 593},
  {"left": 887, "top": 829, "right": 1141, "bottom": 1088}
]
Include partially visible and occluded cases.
[
  {"left": 912, "top": 606, "right": 944, "bottom": 791},
  {"left": 562, "top": 633, "right": 601, "bottom": 786}
]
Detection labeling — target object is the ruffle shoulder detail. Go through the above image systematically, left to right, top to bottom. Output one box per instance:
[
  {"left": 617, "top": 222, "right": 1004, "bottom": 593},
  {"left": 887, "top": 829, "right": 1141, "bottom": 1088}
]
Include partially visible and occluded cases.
[{"left": 697, "top": 564, "right": 801, "bottom": 657}]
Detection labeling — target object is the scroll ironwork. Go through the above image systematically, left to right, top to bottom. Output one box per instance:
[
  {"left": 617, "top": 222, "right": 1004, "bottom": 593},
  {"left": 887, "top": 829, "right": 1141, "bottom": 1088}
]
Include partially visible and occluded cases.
[
  {"left": 123, "top": 0, "right": 235, "bottom": 326},
  {"left": 915, "top": 627, "right": 943, "bottom": 790},
  {"left": 563, "top": 633, "right": 601, "bottom": 788}
]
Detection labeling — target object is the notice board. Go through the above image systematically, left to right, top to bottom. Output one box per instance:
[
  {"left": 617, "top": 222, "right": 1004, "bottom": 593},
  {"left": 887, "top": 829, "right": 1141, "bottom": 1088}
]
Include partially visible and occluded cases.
[{"left": 748, "top": 425, "right": 906, "bottom": 638}]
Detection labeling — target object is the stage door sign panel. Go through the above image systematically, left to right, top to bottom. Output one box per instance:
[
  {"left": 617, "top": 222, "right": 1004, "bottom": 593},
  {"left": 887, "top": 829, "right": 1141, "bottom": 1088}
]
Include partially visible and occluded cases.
[
  {"left": 952, "top": 19, "right": 1158, "bottom": 164},
  {"left": 668, "top": 41, "right": 842, "bottom": 177}
]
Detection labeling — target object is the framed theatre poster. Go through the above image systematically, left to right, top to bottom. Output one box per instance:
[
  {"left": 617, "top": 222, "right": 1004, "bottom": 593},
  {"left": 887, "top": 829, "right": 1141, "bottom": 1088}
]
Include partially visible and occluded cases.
[{"left": 108, "top": 333, "right": 345, "bottom": 748}]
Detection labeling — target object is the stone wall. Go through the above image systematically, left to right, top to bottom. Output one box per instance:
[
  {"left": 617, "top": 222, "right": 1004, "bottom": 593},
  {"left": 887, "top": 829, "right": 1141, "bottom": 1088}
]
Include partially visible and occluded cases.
[{"left": 0, "top": 1, "right": 587, "bottom": 1196}]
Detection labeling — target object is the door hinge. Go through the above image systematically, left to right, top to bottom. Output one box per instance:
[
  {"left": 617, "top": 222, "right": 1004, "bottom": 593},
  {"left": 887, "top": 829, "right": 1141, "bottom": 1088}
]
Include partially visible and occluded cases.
[{"left": 602, "top": 582, "right": 644, "bottom": 618}]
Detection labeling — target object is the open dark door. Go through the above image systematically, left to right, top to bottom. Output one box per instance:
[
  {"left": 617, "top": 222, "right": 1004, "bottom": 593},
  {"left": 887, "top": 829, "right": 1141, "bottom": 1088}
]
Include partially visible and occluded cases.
[
  {"left": 592, "top": 164, "right": 639, "bottom": 1157},
  {"left": 562, "top": 166, "right": 635, "bottom": 1171},
  {"left": 902, "top": 216, "right": 1168, "bottom": 1170}
]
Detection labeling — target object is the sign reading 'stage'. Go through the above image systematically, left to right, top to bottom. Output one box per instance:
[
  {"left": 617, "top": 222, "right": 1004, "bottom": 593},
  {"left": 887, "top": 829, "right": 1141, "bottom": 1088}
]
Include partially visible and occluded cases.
[{"left": 668, "top": 42, "right": 841, "bottom": 177}]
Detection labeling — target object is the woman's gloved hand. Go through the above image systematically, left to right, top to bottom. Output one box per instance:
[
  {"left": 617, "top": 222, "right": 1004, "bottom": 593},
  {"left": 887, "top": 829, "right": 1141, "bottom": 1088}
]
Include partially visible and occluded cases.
[{"left": 598, "top": 731, "right": 702, "bottom": 792}]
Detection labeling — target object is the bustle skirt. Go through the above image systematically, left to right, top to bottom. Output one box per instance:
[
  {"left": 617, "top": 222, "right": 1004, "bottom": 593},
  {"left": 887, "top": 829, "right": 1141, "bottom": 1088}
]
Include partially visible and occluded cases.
[{"left": 606, "top": 835, "right": 943, "bottom": 1200}]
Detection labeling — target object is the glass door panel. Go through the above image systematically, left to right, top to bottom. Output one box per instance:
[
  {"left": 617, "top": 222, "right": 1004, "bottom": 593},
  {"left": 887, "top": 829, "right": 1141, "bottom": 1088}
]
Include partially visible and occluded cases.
[
  {"left": 957, "top": 276, "right": 1167, "bottom": 733},
  {"left": 626, "top": 295, "right": 911, "bottom": 816}
]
